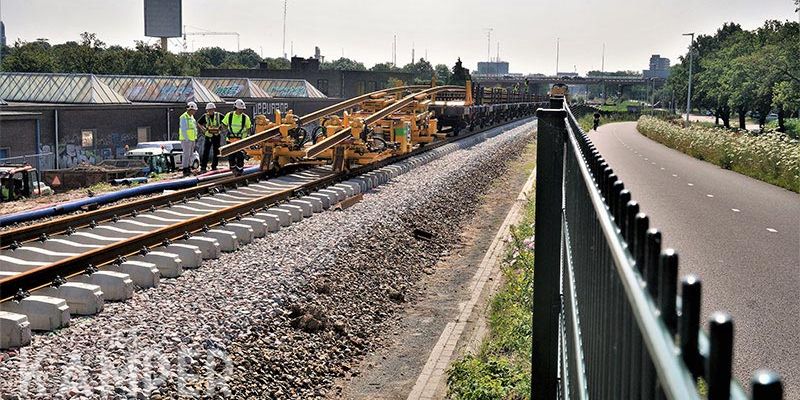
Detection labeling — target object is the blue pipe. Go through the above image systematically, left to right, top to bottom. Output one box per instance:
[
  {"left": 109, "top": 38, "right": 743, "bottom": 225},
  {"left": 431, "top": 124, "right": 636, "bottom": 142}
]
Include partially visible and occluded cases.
[
  {"left": 0, "top": 166, "right": 264, "bottom": 228},
  {"left": 0, "top": 176, "right": 198, "bottom": 227}
]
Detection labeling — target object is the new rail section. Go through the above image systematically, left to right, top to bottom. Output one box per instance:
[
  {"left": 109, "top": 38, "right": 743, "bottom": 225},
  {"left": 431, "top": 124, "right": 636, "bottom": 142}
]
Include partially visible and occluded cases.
[
  {"left": 0, "top": 84, "right": 545, "bottom": 349},
  {"left": 532, "top": 98, "right": 784, "bottom": 399}
]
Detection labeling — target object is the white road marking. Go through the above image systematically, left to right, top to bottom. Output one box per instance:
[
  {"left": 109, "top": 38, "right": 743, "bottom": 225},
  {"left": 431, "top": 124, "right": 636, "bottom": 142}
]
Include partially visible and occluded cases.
[
  {"left": 644, "top": 158, "right": 649, "bottom": 161},
  {"left": 651, "top": 162, "right": 657, "bottom": 165},
  {"left": 660, "top": 167, "right": 665, "bottom": 170},
  {"left": 672, "top": 174, "right": 678, "bottom": 177},
  {"left": 688, "top": 183, "right": 694, "bottom": 186},
  {"left": 706, "top": 194, "right": 714, "bottom": 198},
  {"left": 766, "top": 228, "right": 778, "bottom": 233}
]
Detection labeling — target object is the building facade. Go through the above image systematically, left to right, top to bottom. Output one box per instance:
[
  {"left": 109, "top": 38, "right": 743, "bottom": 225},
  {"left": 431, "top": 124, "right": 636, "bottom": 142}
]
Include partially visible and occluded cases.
[
  {"left": 643, "top": 54, "right": 670, "bottom": 79},
  {"left": 201, "top": 57, "right": 413, "bottom": 99}
]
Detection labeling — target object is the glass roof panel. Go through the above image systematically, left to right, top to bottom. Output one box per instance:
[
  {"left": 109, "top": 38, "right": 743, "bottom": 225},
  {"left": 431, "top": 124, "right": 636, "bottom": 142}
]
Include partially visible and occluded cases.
[
  {"left": 0, "top": 72, "right": 130, "bottom": 104},
  {"left": 98, "top": 75, "right": 222, "bottom": 103},
  {"left": 198, "top": 78, "right": 271, "bottom": 99},
  {"left": 250, "top": 79, "right": 327, "bottom": 98}
]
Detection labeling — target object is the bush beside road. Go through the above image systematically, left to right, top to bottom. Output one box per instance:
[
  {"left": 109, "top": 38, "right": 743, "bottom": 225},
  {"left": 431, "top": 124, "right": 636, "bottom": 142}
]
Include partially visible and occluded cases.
[{"left": 637, "top": 116, "right": 800, "bottom": 192}]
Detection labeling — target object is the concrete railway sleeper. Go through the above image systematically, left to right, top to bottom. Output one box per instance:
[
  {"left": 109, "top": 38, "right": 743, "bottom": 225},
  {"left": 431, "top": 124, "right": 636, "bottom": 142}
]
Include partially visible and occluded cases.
[{"left": 0, "top": 115, "right": 536, "bottom": 350}]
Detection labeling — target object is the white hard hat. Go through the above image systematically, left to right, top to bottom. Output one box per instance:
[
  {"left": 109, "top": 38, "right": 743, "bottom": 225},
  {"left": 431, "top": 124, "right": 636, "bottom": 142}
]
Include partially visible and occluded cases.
[
  {"left": 234, "top": 99, "right": 246, "bottom": 110},
  {"left": 187, "top": 101, "right": 198, "bottom": 110},
  {"left": 206, "top": 102, "right": 216, "bottom": 110}
]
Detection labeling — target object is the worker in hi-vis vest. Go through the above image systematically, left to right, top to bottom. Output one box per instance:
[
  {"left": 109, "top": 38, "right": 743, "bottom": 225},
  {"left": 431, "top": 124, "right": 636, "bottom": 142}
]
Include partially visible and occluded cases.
[
  {"left": 223, "top": 99, "right": 252, "bottom": 176},
  {"left": 178, "top": 101, "right": 199, "bottom": 177},
  {"left": 197, "top": 102, "right": 224, "bottom": 172}
]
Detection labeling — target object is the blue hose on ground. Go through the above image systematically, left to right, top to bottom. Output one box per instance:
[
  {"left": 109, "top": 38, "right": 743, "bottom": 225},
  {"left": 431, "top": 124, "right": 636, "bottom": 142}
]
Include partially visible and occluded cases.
[
  {"left": 1, "top": 166, "right": 265, "bottom": 228},
  {"left": 0, "top": 176, "right": 199, "bottom": 227}
]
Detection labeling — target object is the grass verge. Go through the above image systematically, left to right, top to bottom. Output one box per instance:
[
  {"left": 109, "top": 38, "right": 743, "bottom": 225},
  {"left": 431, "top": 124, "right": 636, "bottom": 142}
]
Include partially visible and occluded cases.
[
  {"left": 637, "top": 116, "right": 800, "bottom": 192},
  {"left": 446, "top": 182, "right": 536, "bottom": 400}
]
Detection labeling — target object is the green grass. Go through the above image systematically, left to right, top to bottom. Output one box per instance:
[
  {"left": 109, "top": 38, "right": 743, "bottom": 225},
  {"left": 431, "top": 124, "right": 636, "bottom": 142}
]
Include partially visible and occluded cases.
[
  {"left": 598, "top": 100, "right": 642, "bottom": 113},
  {"left": 446, "top": 186, "right": 536, "bottom": 400}
]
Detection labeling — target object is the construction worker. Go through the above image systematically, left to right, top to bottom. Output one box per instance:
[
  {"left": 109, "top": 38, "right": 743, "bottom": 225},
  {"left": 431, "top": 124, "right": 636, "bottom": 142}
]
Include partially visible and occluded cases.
[
  {"left": 223, "top": 99, "right": 252, "bottom": 175},
  {"left": 179, "top": 101, "right": 199, "bottom": 177},
  {"left": 197, "top": 102, "right": 223, "bottom": 172}
]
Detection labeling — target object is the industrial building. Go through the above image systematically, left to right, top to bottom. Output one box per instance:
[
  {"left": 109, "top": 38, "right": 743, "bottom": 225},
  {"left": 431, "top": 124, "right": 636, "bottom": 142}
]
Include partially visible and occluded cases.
[
  {"left": 201, "top": 56, "right": 412, "bottom": 98},
  {"left": 0, "top": 72, "right": 337, "bottom": 170}
]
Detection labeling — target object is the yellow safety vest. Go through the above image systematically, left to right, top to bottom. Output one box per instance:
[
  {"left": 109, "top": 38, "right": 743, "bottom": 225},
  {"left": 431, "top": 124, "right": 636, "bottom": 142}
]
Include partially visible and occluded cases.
[
  {"left": 179, "top": 112, "right": 197, "bottom": 141},
  {"left": 202, "top": 112, "right": 223, "bottom": 137},
  {"left": 224, "top": 112, "right": 251, "bottom": 141}
]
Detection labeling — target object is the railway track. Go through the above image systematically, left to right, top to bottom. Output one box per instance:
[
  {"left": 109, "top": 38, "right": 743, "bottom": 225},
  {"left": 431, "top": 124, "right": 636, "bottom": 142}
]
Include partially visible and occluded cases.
[{"left": 0, "top": 114, "right": 538, "bottom": 349}]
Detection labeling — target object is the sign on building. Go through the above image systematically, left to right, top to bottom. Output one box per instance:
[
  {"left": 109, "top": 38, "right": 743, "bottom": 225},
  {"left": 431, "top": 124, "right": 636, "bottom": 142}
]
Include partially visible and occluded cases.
[{"left": 144, "top": 0, "right": 182, "bottom": 38}]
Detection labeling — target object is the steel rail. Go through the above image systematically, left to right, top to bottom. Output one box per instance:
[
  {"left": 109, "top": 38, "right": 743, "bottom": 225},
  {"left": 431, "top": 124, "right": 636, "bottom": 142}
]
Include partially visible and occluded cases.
[
  {"left": 218, "top": 85, "right": 430, "bottom": 157},
  {"left": 304, "top": 86, "right": 463, "bottom": 158},
  {"left": 0, "top": 110, "right": 542, "bottom": 301},
  {"left": 0, "top": 171, "right": 266, "bottom": 249}
]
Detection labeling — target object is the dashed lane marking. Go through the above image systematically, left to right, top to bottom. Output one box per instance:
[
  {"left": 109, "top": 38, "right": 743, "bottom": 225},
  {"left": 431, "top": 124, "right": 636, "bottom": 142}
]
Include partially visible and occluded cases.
[
  {"left": 660, "top": 167, "right": 665, "bottom": 170},
  {"left": 672, "top": 174, "right": 678, "bottom": 177},
  {"left": 688, "top": 183, "right": 694, "bottom": 186},
  {"left": 706, "top": 194, "right": 714, "bottom": 198},
  {"left": 732, "top": 208, "right": 741, "bottom": 212},
  {"left": 767, "top": 228, "right": 778, "bottom": 233}
]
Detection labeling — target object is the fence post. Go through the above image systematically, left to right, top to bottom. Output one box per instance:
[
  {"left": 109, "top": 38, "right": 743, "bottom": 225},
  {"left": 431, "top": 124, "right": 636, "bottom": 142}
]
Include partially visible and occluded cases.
[{"left": 532, "top": 107, "right": 567, "bottom": 400}]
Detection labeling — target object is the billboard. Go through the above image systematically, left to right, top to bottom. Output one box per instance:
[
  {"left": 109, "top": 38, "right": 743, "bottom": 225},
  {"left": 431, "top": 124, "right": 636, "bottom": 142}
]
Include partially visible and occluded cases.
[{"left": 144, "top": 0, "right": 182, "bottom": 38}]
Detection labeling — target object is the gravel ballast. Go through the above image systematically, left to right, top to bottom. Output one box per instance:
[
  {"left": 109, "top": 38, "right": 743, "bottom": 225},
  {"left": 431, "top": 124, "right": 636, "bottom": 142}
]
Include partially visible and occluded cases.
[{"left": 0, "top": 121, "right": 536, "bottom": 399}]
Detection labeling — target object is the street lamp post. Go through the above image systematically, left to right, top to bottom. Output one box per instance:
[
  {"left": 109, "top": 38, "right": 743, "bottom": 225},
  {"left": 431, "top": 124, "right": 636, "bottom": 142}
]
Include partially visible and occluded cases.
[{"left": 683, "top": 32, "right": 694, "bottom": 126}]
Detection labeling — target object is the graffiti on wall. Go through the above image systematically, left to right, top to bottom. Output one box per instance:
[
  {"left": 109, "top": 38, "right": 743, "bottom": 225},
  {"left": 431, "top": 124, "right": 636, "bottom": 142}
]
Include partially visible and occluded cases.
[{"left": 58, "top": 131, "right": 139, "bottom": 169}]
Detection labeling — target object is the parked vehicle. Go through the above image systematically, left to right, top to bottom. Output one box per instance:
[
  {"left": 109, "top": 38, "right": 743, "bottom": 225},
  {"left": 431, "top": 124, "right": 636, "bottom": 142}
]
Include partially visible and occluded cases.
[
  {"left": 134, "top": 141, "right": 200, "bottom": 170},
  {"left": 0, "top": 164, "right": 52, "bottom": 202}
]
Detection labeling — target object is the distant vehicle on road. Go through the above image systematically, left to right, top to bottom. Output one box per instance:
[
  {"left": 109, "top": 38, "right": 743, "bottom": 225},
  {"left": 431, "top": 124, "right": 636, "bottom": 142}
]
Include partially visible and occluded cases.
[{"left": 766, "top": 113, "right": 778, "bottom": 122}]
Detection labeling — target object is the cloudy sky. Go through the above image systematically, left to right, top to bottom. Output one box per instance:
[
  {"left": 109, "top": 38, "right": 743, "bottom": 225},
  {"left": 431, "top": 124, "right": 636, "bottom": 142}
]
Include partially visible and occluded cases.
[{"left": 1, "top": 0, "right": 797, "bottom": 74}]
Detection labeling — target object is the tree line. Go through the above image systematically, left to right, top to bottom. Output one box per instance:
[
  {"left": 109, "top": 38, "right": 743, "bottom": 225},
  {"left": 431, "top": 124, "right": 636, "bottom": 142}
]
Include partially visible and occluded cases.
[
  {"left": 657, "top": 19, "right": 799, "bottom": 132},
  {"left": 0, "top": 32, "right": 466, "bottom": 85}
]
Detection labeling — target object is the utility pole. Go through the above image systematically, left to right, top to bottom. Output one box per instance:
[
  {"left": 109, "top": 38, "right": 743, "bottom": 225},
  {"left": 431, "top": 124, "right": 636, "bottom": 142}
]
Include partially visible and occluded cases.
[
  {"left": 282, "top": 0, "right": 288, "bottom": 59},
  {"left": 485, "top": 28, "right": 493, "bottom": 62},
  {"left": 683, "top": 32, "right": 694, "bottom": 126},
  {"left": 555, "top": 38, "right": 561, "bottom": 77},
  {"left": 412, "top": 42, "right": 415, "bottom": 64},
  {"left": 496, "top": 42, "right": 500, "bottom": 62},
  {"left": 601, "top": 43, "right": 606, "bottom": 102}
]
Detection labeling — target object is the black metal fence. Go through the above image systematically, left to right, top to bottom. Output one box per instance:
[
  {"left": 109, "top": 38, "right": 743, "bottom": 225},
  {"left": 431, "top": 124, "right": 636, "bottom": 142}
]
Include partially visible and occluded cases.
[{"left": 531, "top": 98, "right": 785, "bottom": 400}]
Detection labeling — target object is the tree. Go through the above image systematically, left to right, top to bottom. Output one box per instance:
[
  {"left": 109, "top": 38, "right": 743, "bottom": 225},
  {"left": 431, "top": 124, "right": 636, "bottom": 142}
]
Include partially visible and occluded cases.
[
  {"left": 1, "top": 39, "right": 56, "bottom": 72},
  {"left": 195, "top": 47, "right": 228, "bottom": 67},
  {"left": 261, "top": 57, "right": 290, "bottom": 70},
  {"left": 321, "top": 57, "right": 366, "bottom": 71},
  {"left": 401, "top": 58, "right": 434, "bottom": 84},
  {"left": 449, "top": 58, "right": 471, "bottom": 86},
  {"left": 370, "top": 62, "right": 399, "bottom": 72},
  {"left": 435, "top": 64, "right": 452, "bottom": 85}
]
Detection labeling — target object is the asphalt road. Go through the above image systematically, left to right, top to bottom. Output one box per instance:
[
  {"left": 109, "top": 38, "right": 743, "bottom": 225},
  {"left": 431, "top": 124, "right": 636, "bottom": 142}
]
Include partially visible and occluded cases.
[{"left": 590, "top": 122, "right": 800, "bottom": 397}]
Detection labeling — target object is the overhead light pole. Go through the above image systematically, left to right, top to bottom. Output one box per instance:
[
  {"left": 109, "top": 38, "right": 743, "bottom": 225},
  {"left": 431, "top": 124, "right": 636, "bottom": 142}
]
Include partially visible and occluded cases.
[{"left": 683, "top": 32, "right": 694, "bottom": 126}]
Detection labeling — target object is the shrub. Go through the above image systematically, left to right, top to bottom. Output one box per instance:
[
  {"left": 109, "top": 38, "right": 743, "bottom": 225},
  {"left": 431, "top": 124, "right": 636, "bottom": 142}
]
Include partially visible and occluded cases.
[{"left": 637, "top": 116, "right": 800, "bottom": 192}]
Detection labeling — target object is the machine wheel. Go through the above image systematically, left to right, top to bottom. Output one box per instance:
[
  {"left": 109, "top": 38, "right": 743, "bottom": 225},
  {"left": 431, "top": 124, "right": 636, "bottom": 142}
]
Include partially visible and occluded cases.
[{"left": 192, "top": 159, "right": 200, "bottom": 170}]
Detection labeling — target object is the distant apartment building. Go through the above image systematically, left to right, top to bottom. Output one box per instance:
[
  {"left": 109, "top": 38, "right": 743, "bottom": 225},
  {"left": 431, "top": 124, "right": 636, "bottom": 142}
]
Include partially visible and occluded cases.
[
  {"left": 643, "top": 54, "right": 670, "bottom": 79},
  {"left": 477, "top": 61, "right": 510, "bottom": 75}
]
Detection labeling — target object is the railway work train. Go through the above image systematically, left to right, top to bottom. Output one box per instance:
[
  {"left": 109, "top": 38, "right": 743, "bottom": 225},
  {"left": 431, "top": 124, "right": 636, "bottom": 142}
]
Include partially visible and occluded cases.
[{"left": 219, "top": 82, "right": 546, "bottom": 173}]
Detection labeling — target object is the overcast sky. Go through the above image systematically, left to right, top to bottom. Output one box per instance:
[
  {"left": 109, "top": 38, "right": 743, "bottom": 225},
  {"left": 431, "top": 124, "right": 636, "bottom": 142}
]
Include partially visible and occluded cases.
[{"left": 1, "top": 0, "right": 797, "bottom": 74}]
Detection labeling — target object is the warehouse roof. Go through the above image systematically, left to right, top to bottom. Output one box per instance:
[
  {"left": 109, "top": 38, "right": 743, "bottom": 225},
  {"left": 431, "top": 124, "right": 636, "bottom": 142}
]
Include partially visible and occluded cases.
[
  {"left": 0, "top": 73, "right": 131, "bottom": 104},
  {"left": 98, "top": 75, "right": 223, "bottom": 104},
  {"left": 198, "top": 78, "right": 271, "bottom": 99},
  {"left": 251, "top": 79, "right": 327, "bottom": 98}
]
